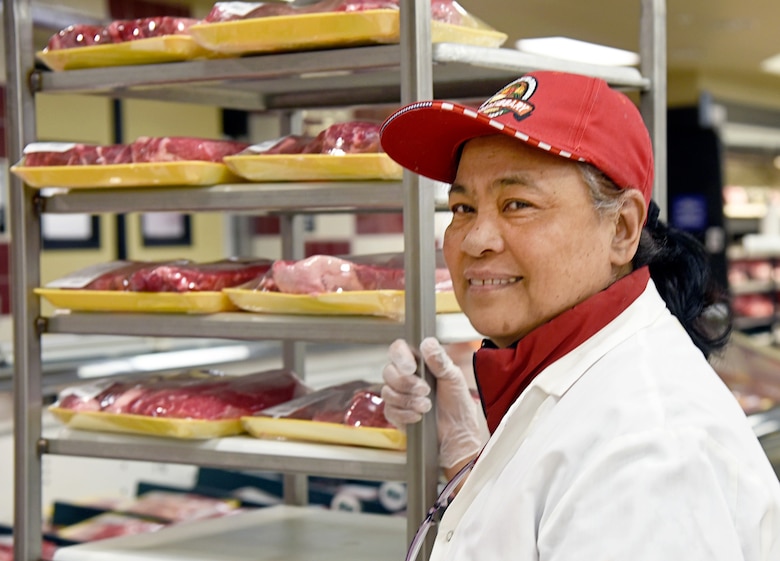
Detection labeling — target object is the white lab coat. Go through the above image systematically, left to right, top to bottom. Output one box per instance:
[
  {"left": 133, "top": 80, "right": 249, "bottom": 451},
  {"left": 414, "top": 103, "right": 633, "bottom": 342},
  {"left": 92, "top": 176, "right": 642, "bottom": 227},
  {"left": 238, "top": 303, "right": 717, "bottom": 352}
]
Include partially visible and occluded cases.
[{"left": 430, "top": 280, "right": 780, "bottom": 561}]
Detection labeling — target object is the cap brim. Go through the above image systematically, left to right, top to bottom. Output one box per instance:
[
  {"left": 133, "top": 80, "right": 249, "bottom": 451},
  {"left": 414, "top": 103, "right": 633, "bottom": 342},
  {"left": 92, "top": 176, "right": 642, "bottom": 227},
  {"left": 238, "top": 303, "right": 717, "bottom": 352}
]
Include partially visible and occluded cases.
[{"left": 380, "top": 101, "right": 523, "bottom": 184}]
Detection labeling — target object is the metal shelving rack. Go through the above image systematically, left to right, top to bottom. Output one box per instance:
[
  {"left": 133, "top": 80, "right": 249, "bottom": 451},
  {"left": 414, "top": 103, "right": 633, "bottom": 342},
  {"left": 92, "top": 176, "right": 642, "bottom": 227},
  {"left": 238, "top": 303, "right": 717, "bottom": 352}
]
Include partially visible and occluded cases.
[{"left": 4, "top": 1, "right": 667, "bottom": 560}]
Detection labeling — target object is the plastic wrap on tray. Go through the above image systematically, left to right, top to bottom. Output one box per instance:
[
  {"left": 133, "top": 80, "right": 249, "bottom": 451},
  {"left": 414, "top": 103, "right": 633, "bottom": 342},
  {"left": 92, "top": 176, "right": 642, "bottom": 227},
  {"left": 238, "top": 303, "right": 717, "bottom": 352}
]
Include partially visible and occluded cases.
[
  {"left": 204, "top": 0, "right": 493, "bottom": 30},
  {"left": 46, "top": 16, "right": 199, "bottom": 50},
  {"left": 238, "top": 121, "right": 381, "bottom": 156},
  {"left": 20, "top": 137, "right": 250, "bottom": 167},
  {"left": 243, "top": 252, "right": 452, "bottom": 295},
  {"left": 46, "top": 258, "right": 273, "bottom": 292},
  {"left": 52, "top": 368, "right": 310, "bottom": 420},
  {"left": 254, "top": 380, "right": 393, "bottom": 429},
  {"left": 123, "top": 491, "right": 239, "bottom": 522},
  {"left": 56, "top": 512, "right": 167, "bottom": 543},
  {"left": 0, "top": 536, "right": 58, "bottom": 561}
]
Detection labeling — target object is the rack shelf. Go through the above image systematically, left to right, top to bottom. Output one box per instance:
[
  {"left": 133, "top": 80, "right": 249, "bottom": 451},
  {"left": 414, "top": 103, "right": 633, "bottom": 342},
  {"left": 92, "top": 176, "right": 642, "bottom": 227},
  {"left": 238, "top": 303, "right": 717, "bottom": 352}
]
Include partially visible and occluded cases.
[
  {"left": 34, "top": 43, "right": 649, "bottom": 111},
  {"left": 40, "top": 181, "right": 406, "bottom": 214},
  {"left": 43, "top": 311, "right": 479, "bottom": 344},
  {"left": 43, "top": 427, "right": 406, "bottom": 482},
  {"left": 52, "top": 505, "right": 406, "bottom": 561}
]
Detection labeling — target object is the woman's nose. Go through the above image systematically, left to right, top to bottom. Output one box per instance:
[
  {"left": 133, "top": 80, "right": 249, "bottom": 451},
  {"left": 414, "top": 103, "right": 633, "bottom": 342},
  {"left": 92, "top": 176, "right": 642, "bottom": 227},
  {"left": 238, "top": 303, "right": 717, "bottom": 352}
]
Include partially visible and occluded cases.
[{"left": 461, "top": 214, "right": 504, "bottom": 256}]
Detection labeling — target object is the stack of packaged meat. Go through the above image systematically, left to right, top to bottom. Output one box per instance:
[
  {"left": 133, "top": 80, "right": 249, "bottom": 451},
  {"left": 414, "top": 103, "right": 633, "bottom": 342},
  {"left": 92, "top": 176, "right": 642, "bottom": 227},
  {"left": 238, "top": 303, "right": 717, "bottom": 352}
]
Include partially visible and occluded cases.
[
  {"left": 21, "top": 137, "right": 250, "bottom": 167},
  {"left": 242, "top": 253, "right": 452, "bottom": 295},
  {"left": 46, "top": 258, "right": 273, "bottom": 292},
  {"left": 53, "top": 369, "right": 310, "bottom": 420},
  {"left": 252, "top": 380, "right": 394, "bottom": 429}
]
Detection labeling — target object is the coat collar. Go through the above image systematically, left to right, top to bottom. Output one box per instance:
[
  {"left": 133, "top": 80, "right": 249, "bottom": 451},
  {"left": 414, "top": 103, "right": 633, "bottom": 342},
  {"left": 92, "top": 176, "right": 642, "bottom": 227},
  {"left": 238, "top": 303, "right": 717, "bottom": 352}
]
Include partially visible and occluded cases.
[{"left": 474, "top": 267, "right": 651, "bottom": 433}]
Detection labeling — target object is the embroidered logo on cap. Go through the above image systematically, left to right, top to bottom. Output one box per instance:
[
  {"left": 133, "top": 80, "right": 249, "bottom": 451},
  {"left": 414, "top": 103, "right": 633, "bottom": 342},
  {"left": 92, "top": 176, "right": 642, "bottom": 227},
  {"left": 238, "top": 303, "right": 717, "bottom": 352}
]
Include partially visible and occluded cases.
[{"left": 479, "top": 76, "right": 537, "bottom": 121}]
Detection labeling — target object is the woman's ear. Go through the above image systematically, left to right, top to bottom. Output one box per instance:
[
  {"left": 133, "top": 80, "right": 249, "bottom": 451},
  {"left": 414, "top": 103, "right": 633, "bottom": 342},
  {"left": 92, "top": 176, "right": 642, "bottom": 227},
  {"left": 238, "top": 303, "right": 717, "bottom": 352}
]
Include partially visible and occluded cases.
[{"left": 611, "top": 189, "right": 647, "bottom": 267}]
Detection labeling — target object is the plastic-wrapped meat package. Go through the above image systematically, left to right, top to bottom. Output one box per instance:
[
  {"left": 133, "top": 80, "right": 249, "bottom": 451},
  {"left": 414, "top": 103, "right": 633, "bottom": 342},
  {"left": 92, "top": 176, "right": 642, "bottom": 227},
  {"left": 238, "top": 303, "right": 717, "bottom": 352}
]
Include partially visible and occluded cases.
[
  {"left": 205, "top": 0, "right": 476, "bottom": 26},
  {"left": 205, "top": 1, "right": 298, "bottom": 21},
  {"left": 46, "top": 17, "right": 198, "bottom": 50},
  {"left": 302, "top": 122, "right": 382, "bottom": 155},
  {"left": 238, "top": 134, "right": 315, "bottom": 155},
  {"left": 20, "top": 136, "right": 249, "bottom": 167},
  {"left": 129, "top": 136, "right": 250, "bottom": 163},
  {"left": 22, "top": 142, "right": 133, "bottom": 166},
  {"left": 245, "top": 253, "right": 452, "bottom": 295},
  {"left": 47, "top": 258, "right": 272, "bottom": 292},
  {"left": 125, "top": 258, "right": 273, "bottom": 292},
  {"left": 52, "top": 369, "right": 311, "bottom": 420},
  {"left": 255, "top": 380, "right": 394, "bottom": 429},
  {"left": 123, "top": 491, "right": 238, "bottom": 522},
  {"left": 57, "top": 513, "right": 167, "bottom": 542},
  {"left": 0, "top": 536, "right": 58, "bottom": 561}
]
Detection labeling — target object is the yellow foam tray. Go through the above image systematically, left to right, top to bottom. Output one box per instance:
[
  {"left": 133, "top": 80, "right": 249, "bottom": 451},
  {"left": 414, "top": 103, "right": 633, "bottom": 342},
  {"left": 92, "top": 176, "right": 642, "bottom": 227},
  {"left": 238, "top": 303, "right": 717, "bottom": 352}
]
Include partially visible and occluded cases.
[
  {"left": 188, "top": 10, "right": 508, "bottom": 54},
  {"left": 36, "top": 35, "right": 221, "bottom": 71},
  {"left": 223, "top": 153, "right": 403, "bottom": 182},
  {"left": 11, "top": 161, "right": 242, "bottom": 189},
  {"left": 36, "top": 288, "right": 237, "bottom": 314},
  {"left": 224, "top": 289, "right": 460, "bottom": 318},
  {"left": 50, "top": 407, "right": 243, "bottom": 439},
  {"left": 242, "top": 416, "right": 406, "bottom": 450}
]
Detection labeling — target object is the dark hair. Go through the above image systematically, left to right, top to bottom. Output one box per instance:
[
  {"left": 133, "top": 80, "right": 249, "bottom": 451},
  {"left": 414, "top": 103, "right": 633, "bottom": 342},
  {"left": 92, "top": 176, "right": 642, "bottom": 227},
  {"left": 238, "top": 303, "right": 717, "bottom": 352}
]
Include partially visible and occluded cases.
[{"left": 579, "top": 163, "right": 732, "bottom": 358}]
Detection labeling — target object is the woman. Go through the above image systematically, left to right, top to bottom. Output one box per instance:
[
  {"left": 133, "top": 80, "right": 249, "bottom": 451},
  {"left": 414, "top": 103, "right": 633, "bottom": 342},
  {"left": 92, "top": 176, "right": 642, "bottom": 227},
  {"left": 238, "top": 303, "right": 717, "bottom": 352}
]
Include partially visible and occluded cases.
[{"left": 379, "top": 70, "right": 780, "bottom": 560}]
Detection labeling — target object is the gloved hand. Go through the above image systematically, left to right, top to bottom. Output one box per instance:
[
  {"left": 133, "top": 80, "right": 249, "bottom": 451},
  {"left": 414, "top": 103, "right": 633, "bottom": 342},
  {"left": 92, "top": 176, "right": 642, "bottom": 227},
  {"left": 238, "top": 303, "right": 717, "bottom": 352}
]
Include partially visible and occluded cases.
[{"left": 381, "top": 336, "right": 485, "bottom": 469}]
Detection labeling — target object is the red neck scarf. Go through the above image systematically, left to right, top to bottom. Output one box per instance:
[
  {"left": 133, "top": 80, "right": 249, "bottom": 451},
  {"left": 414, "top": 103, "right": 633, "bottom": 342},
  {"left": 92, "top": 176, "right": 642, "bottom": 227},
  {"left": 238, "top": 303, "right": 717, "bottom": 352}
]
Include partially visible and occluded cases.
[{"left": 474, "top": 267, "right": 650, "bottom": 434}]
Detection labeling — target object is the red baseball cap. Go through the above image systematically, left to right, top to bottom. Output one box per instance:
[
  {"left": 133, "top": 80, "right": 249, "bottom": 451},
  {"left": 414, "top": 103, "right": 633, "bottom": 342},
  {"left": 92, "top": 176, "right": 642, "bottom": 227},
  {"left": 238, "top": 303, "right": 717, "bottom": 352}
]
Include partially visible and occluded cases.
[{"left": 380, "top": 70, "right": 654, "bottom": 206}]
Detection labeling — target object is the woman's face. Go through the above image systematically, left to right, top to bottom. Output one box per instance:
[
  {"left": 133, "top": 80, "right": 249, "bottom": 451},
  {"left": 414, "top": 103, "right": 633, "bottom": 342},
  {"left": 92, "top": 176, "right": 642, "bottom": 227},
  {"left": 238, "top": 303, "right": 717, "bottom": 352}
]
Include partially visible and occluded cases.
[{"left": 444, "top": 135, "right": 621, "bottom": 347}]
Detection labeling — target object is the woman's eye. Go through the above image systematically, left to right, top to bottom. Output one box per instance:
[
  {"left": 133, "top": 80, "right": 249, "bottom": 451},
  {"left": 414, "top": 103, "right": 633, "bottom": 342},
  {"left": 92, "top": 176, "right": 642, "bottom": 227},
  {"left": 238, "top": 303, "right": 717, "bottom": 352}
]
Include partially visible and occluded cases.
[
  {"left": 505, "top": 200, "right": 530, "bottom": 211},
  {"left": 450, "top": 203, "right": 473, "bottom": 214}
]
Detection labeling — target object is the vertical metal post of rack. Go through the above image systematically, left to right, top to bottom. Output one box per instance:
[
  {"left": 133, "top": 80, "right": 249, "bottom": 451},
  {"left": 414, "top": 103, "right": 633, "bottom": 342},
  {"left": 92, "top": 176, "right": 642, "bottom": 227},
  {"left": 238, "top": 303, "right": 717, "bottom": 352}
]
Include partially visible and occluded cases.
[
  {"left": 400, "top": 0, "right": 439, "bottom": 558},
  {"left": 640, "top": 0, "right": 668, "bottom": 221},
  {"left": 4, "top": 1, "right": 43, "bottom": 560},
  {"left": 280, "top": 203, "right": 307, "bottom": 505}
]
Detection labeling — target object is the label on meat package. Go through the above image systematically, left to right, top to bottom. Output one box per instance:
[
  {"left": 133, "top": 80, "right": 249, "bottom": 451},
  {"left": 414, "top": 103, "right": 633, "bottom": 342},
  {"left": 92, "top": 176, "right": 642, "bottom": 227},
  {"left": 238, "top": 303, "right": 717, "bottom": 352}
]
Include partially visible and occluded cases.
[
  {"left": 23, "top": 142, "right": 78, "bottom": 154},
  {"left": 45, "top": 261, "right": 132, "bottom": 289}
]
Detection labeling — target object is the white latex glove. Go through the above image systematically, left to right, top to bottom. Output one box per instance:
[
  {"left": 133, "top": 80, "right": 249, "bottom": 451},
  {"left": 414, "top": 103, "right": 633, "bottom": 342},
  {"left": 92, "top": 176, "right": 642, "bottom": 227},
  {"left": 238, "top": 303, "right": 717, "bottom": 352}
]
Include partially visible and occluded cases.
[{"left": 381, "top": 336, "right": 485, "bottom": 469}]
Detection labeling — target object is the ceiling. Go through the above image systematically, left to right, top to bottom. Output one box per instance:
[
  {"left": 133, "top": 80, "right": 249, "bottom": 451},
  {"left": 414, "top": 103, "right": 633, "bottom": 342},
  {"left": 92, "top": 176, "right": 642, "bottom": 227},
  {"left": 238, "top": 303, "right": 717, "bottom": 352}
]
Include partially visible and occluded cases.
[
  {"left": 11, "top": 0, "right": 780, "bottom": 117},
  {"left": 458, "top": 0, "right": 780, "bottom": 113}
]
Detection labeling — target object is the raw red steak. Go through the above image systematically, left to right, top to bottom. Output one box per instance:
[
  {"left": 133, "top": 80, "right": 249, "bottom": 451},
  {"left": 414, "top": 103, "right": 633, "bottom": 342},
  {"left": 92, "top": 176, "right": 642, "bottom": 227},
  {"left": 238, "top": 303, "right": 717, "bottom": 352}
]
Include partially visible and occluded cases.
[
  {"left": 47, "top": 17, "right": 197, "bottom": 50},
  {"left": 105, "top": 17, "right": 198, "bottom": 43},
  {"left": 46, "top": 24, "right": 111, "bottom": 50},
  {"left": 302, "top": 122, "right": 382, "bottom": 155},
  {"left": 130, "top": 137, "right": 250, "bottom": 163},
  {"left": 24, "top": 143, "right": 132, "bottom": 166},
  {"left": 125, "top": 259, "right": 272, "bottom": 292},
  {"left": 82, "top": 261, "right": 172, "bottom": 291},
  {"left": 55, "top": 369, "right": 310, "bottom": 421},
  {"left": 259, "top": 381, "right": 393, "bottom": 429}
]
